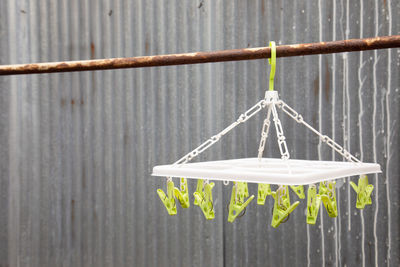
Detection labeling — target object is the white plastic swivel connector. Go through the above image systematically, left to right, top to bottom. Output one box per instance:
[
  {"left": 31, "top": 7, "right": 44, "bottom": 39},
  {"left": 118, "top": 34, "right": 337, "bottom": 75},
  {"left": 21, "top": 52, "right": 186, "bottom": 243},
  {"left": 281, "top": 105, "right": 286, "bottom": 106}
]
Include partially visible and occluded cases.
[{"left": 264, "top": 90, "right": 279, "bottom": 104}]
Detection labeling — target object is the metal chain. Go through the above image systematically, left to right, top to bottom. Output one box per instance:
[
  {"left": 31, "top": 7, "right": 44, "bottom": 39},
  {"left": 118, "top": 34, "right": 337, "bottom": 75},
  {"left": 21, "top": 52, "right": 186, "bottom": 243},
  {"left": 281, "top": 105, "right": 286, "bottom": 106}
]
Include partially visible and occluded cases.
[
  {"left": 173, "top": 99, "right": 267, "bottom": 165},
  {"left": 276, "top": 100, "right": 360, "bottom": 163},
  {"left": 271, "top": 103, "right": 290, "bottom": 160},
  {"left": 257, "top": 105, "right": 272, "bottom": 160}
]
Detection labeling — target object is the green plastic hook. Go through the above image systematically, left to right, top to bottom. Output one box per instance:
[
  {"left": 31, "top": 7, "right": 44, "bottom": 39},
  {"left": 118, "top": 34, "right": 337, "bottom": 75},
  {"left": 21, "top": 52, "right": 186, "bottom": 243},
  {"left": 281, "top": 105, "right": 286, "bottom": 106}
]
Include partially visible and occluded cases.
[
  {"left": 268, "top": 41, "right": 276, "bottom": 91},
  {"left": 350, "top": 175, "right": 374, "bottom": 209},
  {"left": 174, "top": 177, "right": 190, "bottom": 208},
  {"left": 157, "top": 180, "right": 177, "bottom": 215},
  {"left": 193, "top": 180, "right": 215, "bottom": 220},
  {"left": 319, "top": 181, "right": 338, "bottom": 218},
  {"left": 228, "top": 182, "right": 255, "bottom": 223},
  {"left": 257, "top": 183, "right": 272, "bottom": 205},
  {"left": 271, "top": 185, "right": 300, "bottom": 228},
  {"left": 290, "top": 185, "right": 305, "bottom": 199},
  {"left": 306, "top": 185, "right": 322, "bottom": 225}
]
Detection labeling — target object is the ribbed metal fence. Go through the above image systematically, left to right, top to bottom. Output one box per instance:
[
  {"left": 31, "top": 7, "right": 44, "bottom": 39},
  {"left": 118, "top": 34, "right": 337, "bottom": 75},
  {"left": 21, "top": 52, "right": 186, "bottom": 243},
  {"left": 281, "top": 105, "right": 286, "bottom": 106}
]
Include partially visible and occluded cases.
[{"left": 0, "top": 0, "right": 399, "bottom": 266}]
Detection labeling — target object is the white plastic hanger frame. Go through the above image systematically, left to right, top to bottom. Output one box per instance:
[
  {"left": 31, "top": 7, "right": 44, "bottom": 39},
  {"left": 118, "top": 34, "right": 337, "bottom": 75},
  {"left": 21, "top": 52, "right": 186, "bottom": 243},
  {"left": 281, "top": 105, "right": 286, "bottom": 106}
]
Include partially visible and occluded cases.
[{"left": 152, "top": 91, "right": 381, "bottom": 185}]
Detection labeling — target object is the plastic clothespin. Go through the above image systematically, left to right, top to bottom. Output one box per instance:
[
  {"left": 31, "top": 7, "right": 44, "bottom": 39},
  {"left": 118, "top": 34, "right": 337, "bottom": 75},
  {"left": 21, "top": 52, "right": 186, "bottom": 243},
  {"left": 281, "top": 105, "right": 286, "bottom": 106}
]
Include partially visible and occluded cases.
[
  {"left": 268, "top": 41, "right": 276, "bottom": 92},
  {"left": 350, "top": 175, "right": 374, "bottom": 209},
  {"left": 173, "top": 177, "right": 190, "bottom": 208},
  {"left": 157, "top": 179, "right": 177, "bottom": 215},
  {"left": 194, "top": 179, "right": 204, "bottom": 206},
  {"left": 193, "top": 180, "right": 215, "bottom": 220},
  {"left": 319, "top": 181, "right": 338, "bottom": 218},
  {"left": 228, "top": 182, "right": 255, "bottom": 223},
  {"left": 257, "top": 183, "right": 272, "bottom": 205},
  {"left": 271, "top": 185, "right": 300, "bottom": 228},
  {"left": 290, "top": 185, "right": 305, "bottom": 199},
  {"left": 306, "top": 185, "right": 322, "bottom": 225}
]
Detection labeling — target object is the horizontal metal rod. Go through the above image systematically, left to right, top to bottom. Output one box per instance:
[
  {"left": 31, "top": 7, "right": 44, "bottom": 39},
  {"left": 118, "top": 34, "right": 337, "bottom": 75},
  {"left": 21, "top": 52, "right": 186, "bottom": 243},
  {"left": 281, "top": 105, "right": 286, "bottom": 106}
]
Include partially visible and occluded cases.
[{"left": 0, "top": 35, "right": 399, "bottom": 76}]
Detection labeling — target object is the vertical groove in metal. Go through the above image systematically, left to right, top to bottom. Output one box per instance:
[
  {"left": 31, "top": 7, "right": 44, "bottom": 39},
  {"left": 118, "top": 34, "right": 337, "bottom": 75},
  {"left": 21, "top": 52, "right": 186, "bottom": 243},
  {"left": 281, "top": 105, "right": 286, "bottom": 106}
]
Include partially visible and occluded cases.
[{"left": 0, "top": 1, "right": 399, "bottom": 267}]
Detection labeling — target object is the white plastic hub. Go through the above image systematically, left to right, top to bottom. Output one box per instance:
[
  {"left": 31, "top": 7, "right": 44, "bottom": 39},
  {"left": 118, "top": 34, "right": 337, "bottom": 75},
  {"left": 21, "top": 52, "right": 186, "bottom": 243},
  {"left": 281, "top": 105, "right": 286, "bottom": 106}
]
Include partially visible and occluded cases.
[{"left": 264, "top": 90, "right": 279, "bottom": 104}]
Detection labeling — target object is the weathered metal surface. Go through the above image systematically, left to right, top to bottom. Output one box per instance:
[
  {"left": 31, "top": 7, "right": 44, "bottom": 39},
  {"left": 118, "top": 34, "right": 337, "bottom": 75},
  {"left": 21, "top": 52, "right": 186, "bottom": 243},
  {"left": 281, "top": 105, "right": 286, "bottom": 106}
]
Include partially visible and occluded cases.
[
  {"left": 0, "top": 0, "right": 399, "bottom": 267},
  {"left": 0, "top": 36, "right": 399, "bottom": 75}
]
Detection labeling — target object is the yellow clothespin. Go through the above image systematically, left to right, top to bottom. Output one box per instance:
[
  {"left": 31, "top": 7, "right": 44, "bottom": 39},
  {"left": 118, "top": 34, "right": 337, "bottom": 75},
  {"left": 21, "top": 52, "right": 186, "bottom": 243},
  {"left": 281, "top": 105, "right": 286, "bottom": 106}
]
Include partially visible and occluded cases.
[
  {"left": 350, "top": 175, "right": 374, "bottom": 209},
  {"left": 174, "top": 177, "right": 190, "bottom": 208},
  {"left": 157, "top": 178, "right": 177, "bottom": 215},
  {"left": 193, "top": 179, "right": 215, "bottom": 220},
  {"left": 319, "top": 181, "right": 338, "bottom": 218},
  {"left": 228, "top": 182, "right": 254, "bottom": 222},
  {"left": 257, "top": 183, "right": 272, "bottom": 205},
  {"left": 271, "top": 185, "right": 299, "bottom": 228},
  {"left": 290, "top": 185, "right": 305, "bottom": 199},
  {"left": 306, "top": 185, "right": 321, "bottom": 224}
]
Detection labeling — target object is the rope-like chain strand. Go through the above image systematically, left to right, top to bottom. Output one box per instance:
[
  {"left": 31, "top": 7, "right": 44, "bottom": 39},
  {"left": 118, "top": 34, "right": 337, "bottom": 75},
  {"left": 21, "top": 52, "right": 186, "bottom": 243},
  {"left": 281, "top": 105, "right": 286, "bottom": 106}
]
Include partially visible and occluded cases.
[
  {"left": 173, "top": 99, "right": 267, "bottom": 165},
  {"left": 276, "top": 100, "right": 360, "bottom": 163}
]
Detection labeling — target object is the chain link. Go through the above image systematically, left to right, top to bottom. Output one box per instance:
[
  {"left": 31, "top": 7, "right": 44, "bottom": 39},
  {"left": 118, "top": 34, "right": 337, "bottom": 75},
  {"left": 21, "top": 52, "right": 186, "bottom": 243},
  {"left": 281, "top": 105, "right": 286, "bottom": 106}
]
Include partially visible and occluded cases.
[
  {"left": 277, "top": 100, "right": 360, "bottom": 163},
  {"left": 271, "top": 103, "right": 290, "bottom": 160},
  {"left": 257, "top": 105, "right": 272, "bottom": 159}
]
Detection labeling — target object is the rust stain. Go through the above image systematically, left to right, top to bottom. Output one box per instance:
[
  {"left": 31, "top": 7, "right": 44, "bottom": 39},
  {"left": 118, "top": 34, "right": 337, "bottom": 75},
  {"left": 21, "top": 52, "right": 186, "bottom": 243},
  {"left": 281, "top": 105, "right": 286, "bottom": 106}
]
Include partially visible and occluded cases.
[
  {"left": 261, "top": 0, "right": 265, "bottom": 13},
  {"left": 145, "top": 38, "right": 150, "bottom": 54},
  {"left": 90, "top": 42, "right": 95, "bottom": 59},
  {"left": 324, "top": 60, "right": 331, "bottom": 102},
  {"left": 313, "top": 76, "right": 319, "bottom": 97},
  {"left": 312, "top": 77, "right": 319, "bottom": 126},
  {"left": 61, "top": 98, "right": 66, "bottom": 107},
  {"left": 71, "top": 99, "right": 75, "bottom": 105},
  {"left": 80, "top": 99, "right": 84, "bottom": 105},
  {"left": 124, "top": 132, "right": 128, "bottom": 146},
  {"left": 82, "top": 167, "right": 86, "bottom": 189},
  {"left": 71, "top": 199, "right": 75, "bottom": 222},
  {"left": 71, "top": 199, "right": 75, "bottom": 242}
]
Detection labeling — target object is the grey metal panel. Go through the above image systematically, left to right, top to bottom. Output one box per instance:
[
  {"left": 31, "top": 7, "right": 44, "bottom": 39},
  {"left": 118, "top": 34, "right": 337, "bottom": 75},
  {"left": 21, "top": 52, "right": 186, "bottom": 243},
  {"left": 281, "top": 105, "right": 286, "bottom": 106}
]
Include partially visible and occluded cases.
[{"left": 0, "top": 0, "right": 399, "bottom": 266}]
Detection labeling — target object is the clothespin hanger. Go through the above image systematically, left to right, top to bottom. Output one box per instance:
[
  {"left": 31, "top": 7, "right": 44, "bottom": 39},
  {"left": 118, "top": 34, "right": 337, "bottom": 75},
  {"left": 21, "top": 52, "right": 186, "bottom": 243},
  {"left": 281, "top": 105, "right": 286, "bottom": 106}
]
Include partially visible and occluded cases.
[
  {"left": 257, "top": 42, "right": 276, "bottom": 206},
  {"left": 350, "top": 175, "right": 374, "bottom": 209},
  {"left": 174, "top": 177, "right": 190, "bottom": 208},
  {"left": 157, "top": 178, "right": 177, "bottom": 215},
  {"left": 193, "top": 179, "right": 215, "bottom": 220},
  {"left": 319, "top": 181, "right": 338, "bottom": 218},
  {"left": 228, "top": 182, "right": 255, "bottom": 222},
  {"left": 257, "top": 184, "right": 272, "bottom": 205},
  {"left": 306, "top": 184, "right": 322, "bottom": 224},
  {"left": 271, "top": 185, "right": 300, "bottom": 228},
  {"left": 290, "top": 185, "right": 305, "bottom": 199}
]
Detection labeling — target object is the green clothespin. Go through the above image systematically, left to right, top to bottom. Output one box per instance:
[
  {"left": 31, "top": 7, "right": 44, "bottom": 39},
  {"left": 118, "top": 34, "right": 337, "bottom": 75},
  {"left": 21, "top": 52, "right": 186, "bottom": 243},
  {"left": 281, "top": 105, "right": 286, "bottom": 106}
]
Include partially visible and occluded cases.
[
  {"left": 268, "top": 41, "right": 276, "bottom": 91},
  {"left": 350, "top": 175, "right": 374, "bottom": 209},
  {"left": 174, "top": 177, "right": 190, "bottom": 208},
  {"left": 157, "top": 179, "right": 177, "bottom": 215},
  {"left": 194, "top": 179, "right": 205, "bottom": 206},
  {"left": 193, "top": 180, "right": 215, "bottom": 220},
  {"left": 319, "top": 181, "right": 338, "bottom": 218},
  {"left": 228, "top": 182, "right": 255, "bottom": 223},
  {"left": 241, "top": 182, "right": 249, "bottom": 198},
  {"left": 257, "top": 183, "right": 272, "bottom": 205},
  {"left": 271, "top": 185, "right": 300, "bottom": 228},
  {"left": 290, "top": 185, "right": 305, "bottom": 199},
  {"left": 306, "top": 185, "right": 322, "bottom": 225}
]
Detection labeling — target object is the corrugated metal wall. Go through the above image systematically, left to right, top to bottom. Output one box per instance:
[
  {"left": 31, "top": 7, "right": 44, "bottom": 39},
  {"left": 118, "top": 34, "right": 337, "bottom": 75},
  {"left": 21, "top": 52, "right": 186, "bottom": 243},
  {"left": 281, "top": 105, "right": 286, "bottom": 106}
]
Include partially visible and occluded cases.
[{"left": 0, "top": 0, "right": 399, "bottom": 266}]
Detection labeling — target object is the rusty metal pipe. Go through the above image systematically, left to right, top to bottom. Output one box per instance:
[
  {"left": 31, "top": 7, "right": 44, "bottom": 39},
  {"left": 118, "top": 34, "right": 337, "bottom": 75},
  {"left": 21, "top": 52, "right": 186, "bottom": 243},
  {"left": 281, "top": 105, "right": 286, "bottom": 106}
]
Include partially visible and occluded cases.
[{"left": 0, "top": 35, "right": 399, "bottom": 76}]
